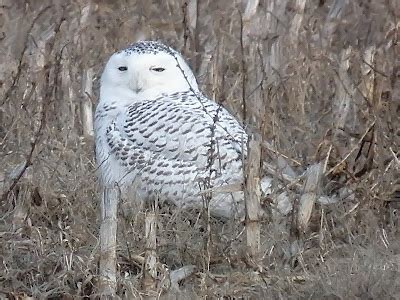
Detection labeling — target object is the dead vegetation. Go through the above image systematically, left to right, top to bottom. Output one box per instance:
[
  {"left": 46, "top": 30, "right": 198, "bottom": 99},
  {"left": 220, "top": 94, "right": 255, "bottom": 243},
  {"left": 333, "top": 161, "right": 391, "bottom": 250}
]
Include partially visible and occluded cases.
[{"left": 0, "top": 0, "right": 399, "bottom": 298}]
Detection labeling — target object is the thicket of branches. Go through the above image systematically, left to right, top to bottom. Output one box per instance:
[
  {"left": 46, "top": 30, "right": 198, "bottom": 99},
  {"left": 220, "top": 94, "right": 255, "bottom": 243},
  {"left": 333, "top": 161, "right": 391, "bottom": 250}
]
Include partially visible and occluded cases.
[{"left": 0, "top": 0, "right": 399, "bottom": 298}]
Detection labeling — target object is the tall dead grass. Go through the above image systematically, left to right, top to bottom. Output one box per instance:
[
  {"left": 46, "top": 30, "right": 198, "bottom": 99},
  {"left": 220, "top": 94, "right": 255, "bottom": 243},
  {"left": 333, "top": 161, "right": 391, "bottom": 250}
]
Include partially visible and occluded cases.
[{"left": 0, "top": 0, "right": 399, "bottom": 298}]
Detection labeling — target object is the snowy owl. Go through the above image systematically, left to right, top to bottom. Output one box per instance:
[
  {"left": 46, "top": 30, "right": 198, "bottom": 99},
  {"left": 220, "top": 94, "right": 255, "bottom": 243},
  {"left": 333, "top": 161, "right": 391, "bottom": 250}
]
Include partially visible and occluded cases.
[{"left": 94, "top": 41, "right": 248, "bottom": 218}]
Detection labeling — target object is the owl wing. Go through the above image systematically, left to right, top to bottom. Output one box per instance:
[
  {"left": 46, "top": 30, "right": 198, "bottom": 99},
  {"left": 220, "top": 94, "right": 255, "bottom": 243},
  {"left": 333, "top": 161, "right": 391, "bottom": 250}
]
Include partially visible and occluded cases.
[
  {"left": 104, "top": 92, "right": 247, "bottom": 201},
  {"left": 104, "top": 92, "right": 247, "bottom": 216},
  {"left": 111, "top": 92, "right": 246, "bottom": 170}
]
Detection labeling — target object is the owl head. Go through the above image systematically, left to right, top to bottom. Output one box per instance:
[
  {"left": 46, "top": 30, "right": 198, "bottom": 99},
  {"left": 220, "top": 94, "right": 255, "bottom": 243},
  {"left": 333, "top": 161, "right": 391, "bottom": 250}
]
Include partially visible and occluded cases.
[{"left": 100, "top": 41, "right": 199, "bottom": 101}]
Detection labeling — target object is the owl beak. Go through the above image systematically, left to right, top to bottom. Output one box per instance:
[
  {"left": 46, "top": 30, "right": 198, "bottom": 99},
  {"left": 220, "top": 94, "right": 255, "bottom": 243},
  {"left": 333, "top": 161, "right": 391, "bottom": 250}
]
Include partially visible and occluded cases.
[{"left": 129, "top": 72, "right": 143, "bottom": 93}]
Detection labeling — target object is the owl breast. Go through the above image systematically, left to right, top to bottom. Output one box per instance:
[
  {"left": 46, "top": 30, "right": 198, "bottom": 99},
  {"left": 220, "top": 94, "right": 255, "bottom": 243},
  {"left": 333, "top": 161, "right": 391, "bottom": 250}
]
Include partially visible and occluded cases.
[{"left": 95, "top": 91, "right": 247, "bottom": 218}]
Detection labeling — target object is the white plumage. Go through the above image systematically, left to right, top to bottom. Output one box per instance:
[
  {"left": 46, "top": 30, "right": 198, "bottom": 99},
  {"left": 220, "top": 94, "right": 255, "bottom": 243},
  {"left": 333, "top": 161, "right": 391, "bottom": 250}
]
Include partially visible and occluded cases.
[{"left": 95, "top": 41, "right": 248, "bottom": 218}]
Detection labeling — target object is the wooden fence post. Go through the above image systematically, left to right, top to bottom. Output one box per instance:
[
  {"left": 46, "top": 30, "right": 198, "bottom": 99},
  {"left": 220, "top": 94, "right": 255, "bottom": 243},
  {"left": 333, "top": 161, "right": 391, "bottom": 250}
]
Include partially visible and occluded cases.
[
  {"left": 245, "top": 133, "right": 262, "bottom": 260},
  {"left": 297, "top": 163, "right": 324, "bottom": 233},
  {"left": 99, "top": 186, "right": 119, "bottom": 298},
  {"left": 142, "top": 210, "right": 157, "bottom": 299}
]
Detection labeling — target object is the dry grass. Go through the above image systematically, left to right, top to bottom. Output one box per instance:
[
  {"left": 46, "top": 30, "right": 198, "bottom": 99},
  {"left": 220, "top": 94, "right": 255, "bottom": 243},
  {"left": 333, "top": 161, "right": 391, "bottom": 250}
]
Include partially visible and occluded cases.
[{"left": 0, "top": 0, "right": 399, "bottom": 298}]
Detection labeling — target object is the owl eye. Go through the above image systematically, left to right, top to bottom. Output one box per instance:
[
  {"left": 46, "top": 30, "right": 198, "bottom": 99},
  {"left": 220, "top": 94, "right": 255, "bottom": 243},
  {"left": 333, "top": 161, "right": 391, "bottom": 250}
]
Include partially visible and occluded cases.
[
  {"left": 118, "top": 66, "right": 128, "bottom": 71},
  {"left": 151, "top": 67, "right": 165, "bottom": 72}
]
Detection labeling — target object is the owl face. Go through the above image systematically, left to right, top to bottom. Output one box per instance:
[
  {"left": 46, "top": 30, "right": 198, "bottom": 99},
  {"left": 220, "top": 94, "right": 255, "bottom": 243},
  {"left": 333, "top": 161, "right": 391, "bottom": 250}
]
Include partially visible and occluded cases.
[{"left": 100, "top": 41, "right": 199, "bottom": 99}]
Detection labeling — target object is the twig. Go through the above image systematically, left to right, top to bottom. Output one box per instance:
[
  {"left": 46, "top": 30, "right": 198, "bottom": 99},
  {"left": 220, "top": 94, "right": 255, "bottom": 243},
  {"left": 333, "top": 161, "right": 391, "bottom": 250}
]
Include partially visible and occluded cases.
[
  {"left": 0, "top": 6, "right": 51, "bottom": 106},
  {"left": 238, "top": 8, "right": 247, "bottom": 122},
  {"left": 1, "top": 13, "right": 65, "bottom": 201},
  {"left": 361, "top": 57, "right": 388, "bottom": 78},
  {"left": 325, "top": 121, "right": 376, "bottom": 176},
  {"left": 262, "top": 141, "right": 302, "bottom": 166},
  {"left": 389, "top": 147, "right": 400, "bottom": 168}
]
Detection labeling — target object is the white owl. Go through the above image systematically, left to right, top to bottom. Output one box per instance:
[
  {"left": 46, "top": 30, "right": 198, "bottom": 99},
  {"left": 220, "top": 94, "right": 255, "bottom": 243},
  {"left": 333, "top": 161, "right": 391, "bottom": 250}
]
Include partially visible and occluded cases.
[{"left": 95, "top": 41, "right": 248, "bottom": 218}]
